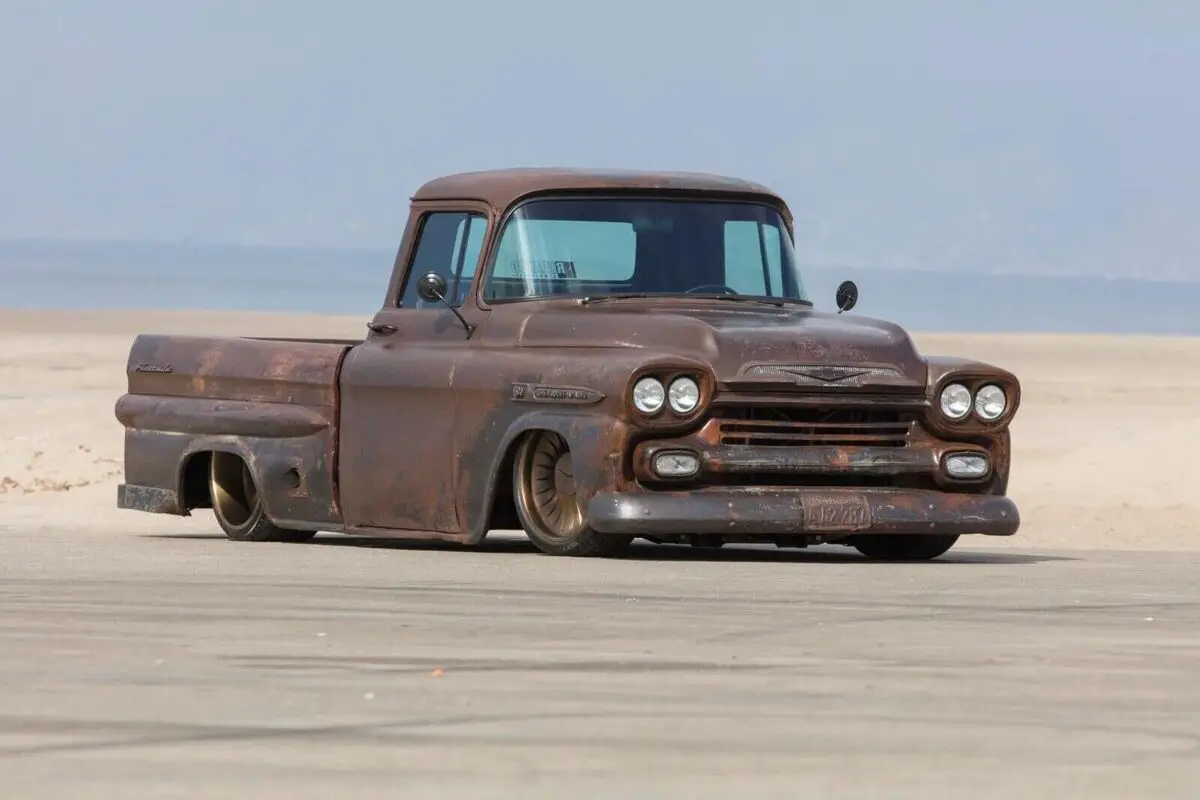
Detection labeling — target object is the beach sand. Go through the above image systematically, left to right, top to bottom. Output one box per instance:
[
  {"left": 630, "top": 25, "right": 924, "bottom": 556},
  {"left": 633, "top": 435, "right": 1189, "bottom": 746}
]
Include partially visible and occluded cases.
[{"left": 2, "top": 308, "right": 1197, "bottom": 550}]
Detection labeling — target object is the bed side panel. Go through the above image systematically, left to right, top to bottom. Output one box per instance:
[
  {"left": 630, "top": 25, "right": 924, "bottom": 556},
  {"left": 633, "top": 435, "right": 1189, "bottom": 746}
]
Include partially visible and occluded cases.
[{"left": 116, "top": 335, "right": 355, "bottom": 528}]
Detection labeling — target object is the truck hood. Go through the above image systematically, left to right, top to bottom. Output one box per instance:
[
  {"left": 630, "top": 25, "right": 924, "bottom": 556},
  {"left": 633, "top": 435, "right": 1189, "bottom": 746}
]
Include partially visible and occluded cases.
[{"left": 514, "top": 301, "right": 928, "bottom": 390}]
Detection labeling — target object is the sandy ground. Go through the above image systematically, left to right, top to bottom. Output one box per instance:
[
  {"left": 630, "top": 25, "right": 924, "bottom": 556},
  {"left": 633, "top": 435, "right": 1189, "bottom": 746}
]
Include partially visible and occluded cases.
[
  {"left": 2, "top": 307, "right": 1199, "bottom": 549},
  {"left": 2, "top": 308, "right": 1200, "bottom": 798}
]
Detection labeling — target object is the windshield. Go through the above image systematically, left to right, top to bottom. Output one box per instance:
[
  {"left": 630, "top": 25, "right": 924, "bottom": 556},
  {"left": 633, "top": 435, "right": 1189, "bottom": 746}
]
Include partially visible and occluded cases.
[{"left": 481, "top": 196, "right": 810, "bottom": 304}]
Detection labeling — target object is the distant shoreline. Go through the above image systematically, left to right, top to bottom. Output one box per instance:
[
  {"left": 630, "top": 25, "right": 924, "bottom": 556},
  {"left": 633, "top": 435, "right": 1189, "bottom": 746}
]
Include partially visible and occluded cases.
[{"left": 4, "top": 237, "right": 1199, "bottom": 335}]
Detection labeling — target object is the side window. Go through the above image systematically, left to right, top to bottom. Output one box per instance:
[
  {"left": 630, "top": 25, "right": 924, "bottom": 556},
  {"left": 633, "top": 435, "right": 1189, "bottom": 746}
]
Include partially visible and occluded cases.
[
  {"left": 398, "top": 211, "right": 488, "bottom": 308},
  {"left": 724, "top": 220, "right": 785, "bottom": 297}
]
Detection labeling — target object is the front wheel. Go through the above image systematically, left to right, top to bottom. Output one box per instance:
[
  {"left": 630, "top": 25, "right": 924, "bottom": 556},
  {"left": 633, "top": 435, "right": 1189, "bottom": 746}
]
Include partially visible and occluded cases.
[
  {"left": 512, "top": 431, "right": 632, "bottom": 557},
  {"left": 209, "top": 452, "right": 316, "bottom": 543},
  {"left": 848, "top": 533, "right": 959, "bottom": 561}
]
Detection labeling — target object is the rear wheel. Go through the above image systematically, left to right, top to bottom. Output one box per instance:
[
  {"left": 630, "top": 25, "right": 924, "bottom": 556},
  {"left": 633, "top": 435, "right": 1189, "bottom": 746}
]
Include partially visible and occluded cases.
[
  {"left": 512, "top": 431, "right": 632, "bottom": 557},
  {"left": 209, "top": 452, "right": 316, "bottom": 543},
  {"left": 849, "top": 533, "right": 959, "bottom": 561}
]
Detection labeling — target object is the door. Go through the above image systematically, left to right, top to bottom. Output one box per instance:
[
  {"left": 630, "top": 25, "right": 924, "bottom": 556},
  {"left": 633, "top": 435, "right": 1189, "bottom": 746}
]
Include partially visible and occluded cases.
[{"left": 337, "top": 208, "right": 489, "bottom": 532}]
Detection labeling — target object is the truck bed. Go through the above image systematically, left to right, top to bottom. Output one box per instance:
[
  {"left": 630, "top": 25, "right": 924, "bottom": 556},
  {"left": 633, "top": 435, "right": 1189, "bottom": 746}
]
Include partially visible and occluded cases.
[{"left": 114, "top": 334, "right": 359, "bottom": 530}]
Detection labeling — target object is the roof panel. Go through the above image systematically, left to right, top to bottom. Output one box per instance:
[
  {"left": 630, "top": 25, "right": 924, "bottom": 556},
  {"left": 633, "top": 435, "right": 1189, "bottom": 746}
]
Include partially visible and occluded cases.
[{"left": 412, "top": 167, "right": 787, "bottom": 211}]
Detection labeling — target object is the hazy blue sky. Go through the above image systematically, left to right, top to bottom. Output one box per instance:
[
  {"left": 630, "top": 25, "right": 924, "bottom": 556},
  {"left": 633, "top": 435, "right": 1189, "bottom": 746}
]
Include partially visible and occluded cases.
[{"left": 2, "top": 1, "right": 1197, "bottom": 279}]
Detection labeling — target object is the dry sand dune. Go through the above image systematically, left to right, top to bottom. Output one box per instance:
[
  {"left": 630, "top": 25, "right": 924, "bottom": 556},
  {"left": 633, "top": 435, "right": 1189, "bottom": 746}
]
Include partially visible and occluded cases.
[{"left": 2, "top": 308, "right": 1198, "bottom": 550}]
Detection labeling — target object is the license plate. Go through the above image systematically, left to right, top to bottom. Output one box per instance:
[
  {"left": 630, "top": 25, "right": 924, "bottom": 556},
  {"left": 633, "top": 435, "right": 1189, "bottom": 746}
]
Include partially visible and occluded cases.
[{"left": 803, "top": 493, "right": 873, "bottom": 531}]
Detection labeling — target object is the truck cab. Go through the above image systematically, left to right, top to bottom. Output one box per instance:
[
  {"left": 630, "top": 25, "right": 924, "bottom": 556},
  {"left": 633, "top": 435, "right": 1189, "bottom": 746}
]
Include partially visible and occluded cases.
[{"left": 116, "top": 167, "right": 1020, "bottom": 560}]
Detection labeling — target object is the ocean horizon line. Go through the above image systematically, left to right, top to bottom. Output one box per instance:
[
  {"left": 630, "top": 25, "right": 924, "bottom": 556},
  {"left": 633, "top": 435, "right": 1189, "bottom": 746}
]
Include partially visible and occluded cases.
[
  {"left": 2, "top": 234, "right": 1196, "bottom": 286},
  {"left": 3, "top": 236, "right": 1198, "bottom": 335}
]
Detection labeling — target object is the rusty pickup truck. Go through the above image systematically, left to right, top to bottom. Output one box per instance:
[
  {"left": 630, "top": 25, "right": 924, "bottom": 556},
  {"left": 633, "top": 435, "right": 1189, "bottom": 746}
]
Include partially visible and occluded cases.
[{"left": 115, "top": 167, "right": 1021, "bottom": 560}]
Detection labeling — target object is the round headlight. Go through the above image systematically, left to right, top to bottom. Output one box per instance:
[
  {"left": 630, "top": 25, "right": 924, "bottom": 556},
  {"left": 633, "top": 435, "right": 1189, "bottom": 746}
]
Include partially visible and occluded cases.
[
  {"left": 632, "top": 376, "right": 665, "bottom": 414},
  {"left": 667, "top": 376, "right": 700, "bottom": 414},
  {"left": 939, "top": 383, "right": 971, "bottom": 419},
  {"left": 974, "top": 384, "right": 1007, "bottom": 420}
]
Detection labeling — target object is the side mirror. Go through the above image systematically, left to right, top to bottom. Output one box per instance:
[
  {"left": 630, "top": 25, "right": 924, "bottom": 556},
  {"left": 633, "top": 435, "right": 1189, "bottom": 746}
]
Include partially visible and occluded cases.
[
  {"left": 413, "top": 270, "right": 476, "bottom": 339},
  {"left": 416, "top": 271, "right": 449, "bottom": 303},
  {"left": 835, "top": 280, "right": 858, "bottom": 314}
]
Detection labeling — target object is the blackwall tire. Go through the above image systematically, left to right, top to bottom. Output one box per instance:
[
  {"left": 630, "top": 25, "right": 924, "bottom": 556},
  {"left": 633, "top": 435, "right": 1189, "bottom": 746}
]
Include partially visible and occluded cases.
[{"left": 849, "top": 533, "right": 959, "bottom": 561}]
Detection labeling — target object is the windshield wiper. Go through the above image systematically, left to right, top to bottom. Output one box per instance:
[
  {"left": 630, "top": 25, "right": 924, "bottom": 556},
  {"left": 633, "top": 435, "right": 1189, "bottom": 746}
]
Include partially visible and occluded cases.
[
  {"left": 579, "top": 292, "right": 789, "bottom": 307},
  {"left": 578, "top": 293, "right": 656, "bottom": 305},
  {"left": 682, "top": 293, "right": 787, "bottom": 307}
]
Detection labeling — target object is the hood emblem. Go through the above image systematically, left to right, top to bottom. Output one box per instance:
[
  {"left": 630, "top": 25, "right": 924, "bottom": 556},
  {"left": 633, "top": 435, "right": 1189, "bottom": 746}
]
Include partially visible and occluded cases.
[
  {"left": 742, "top": 364, "right": 903, "bottom": 386},
  {"left": 783, "top": 366, "right": 871, "bottom": 383}
]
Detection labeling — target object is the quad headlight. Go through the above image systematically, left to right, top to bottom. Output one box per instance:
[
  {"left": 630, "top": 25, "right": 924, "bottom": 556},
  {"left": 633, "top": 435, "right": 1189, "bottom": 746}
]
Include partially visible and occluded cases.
[
  {"left": 631, "top": 372, "right": 705, "bottom": 418},
  {"left": 632, "top": 376, "right": 665, "bottom": 414},
  {"left": 667, "top": 376, "right": 700, "bottom": 414},
  {"left": 938, "top": 381, "right": 1009, "bottom": 422},
  {"left": 939, "top": 383, "right": 972, "bottom": 420},
  {"left": 974, "top": 384, "right": 1007, "bottom": 420}
]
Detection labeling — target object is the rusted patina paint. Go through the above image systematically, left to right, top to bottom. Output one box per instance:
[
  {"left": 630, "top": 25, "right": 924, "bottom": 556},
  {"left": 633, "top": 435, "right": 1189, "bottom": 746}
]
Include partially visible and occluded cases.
[
  {"left": 114, "top": 167, "right": 1024, "bottom": 554},
  {"left": 116, "top": 335, "right": 353, "bottom": 529}
]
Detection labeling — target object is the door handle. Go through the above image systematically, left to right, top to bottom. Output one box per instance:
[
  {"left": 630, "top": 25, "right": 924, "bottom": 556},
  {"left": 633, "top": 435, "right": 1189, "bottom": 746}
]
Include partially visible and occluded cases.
[{"left": 366, "top": 322, "right": 397, "bottom": 334}]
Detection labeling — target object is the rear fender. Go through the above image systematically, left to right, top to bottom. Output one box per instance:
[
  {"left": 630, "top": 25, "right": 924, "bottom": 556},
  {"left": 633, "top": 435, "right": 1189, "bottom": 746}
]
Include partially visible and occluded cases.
[{"left": 176, "top": 433, "right": 341, "bottom": 530}]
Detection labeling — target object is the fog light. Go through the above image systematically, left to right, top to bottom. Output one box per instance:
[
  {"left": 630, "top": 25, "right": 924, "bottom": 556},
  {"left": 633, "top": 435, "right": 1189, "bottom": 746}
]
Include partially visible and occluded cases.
[
  {"left": 653, "top": 451, "right": 699, "bottom": 478},
  {"left": 945, "top": 453, "right": 989, "bottom": 479}
]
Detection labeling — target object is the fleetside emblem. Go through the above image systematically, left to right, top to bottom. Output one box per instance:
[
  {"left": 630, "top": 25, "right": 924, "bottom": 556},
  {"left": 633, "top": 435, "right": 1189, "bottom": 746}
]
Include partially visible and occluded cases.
[
  {"left": 134, "top": 363, "right": 173, "bottom": 373},
  {"left": 511, "top": 383, "right": 604, "bottom": 404}
]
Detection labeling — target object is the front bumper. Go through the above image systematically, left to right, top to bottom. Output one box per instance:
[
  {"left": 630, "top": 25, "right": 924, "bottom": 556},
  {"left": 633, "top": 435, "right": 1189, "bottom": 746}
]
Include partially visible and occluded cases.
[{"left": 587, "top": 487, "right": 1019, "bottom": 537}]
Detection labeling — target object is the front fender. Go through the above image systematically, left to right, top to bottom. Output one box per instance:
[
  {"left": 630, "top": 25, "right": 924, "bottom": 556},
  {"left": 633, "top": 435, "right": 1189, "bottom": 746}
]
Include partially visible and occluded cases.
[
  {"left": 922, "top": 355, "right": 1022, "bottom": 438},
  {"left": 924, "top": 355, "right": 1021, "bottom": 397},
  {"left": 457, "top": 410, "right": 632, "bottom": 544}
]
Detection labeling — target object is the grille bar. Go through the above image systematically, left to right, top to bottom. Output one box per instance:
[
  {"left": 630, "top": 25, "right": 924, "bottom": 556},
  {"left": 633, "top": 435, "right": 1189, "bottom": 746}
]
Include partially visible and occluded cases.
[
  {"left": 714, "top": 404, "right": 916, "bottom": 448},
  {"left": 719, "top": 424, "right": 912, "bottom": 448}
]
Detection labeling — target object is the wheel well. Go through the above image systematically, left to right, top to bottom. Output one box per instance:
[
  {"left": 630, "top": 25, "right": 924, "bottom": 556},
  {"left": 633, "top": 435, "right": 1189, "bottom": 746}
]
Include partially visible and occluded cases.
[
  {"left": 484, "top": 434, "right": 528, "bottom": 533},
  {"left": 179, "top": 451, "right": 213, "bottom": 511}
]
